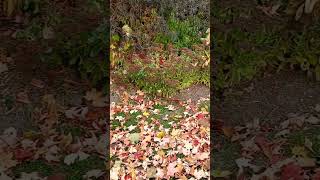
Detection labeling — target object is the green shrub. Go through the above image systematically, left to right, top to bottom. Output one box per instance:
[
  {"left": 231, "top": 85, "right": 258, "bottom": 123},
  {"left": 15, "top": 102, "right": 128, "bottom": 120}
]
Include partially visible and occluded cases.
[{"left": 154, "top": 14, "right": 205, "bottom": 48}]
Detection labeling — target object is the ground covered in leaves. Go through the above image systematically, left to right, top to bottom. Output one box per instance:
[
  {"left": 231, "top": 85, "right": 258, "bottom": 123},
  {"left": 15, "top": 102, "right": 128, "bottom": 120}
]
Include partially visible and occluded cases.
[
  {"left": 0, "top": 0, "right": 107, "bottom": 179},
  {"left": 0, "top": 88, "right": 108, "bottom": 179},
  {"left": 110, "top": 90, "right": 210, "bottom": 179},
  {"left": 213, "top": 107, "right": 320, "bottom": 179}
]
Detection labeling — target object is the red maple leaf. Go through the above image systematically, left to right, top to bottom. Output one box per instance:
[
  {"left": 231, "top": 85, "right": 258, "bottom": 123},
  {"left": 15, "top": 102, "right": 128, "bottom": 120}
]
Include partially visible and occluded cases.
[
  {"left": 196, "top": 113, "right": 205, "bottom": 120},
  {"left": 14, "top": 148, "right": 34, "bottom": 161},
  {"left": 280, "top": 163, "right": 304, "bottom": 180}
]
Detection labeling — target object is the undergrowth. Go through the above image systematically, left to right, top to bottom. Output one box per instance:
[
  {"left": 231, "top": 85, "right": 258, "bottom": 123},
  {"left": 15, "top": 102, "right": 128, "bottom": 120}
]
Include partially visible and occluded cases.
[
  {"left": 213, "top": 3, "right": 320, "bottom": 93},
  {"left": 111, "top": 10, "right": 210, "bottom": 97}
]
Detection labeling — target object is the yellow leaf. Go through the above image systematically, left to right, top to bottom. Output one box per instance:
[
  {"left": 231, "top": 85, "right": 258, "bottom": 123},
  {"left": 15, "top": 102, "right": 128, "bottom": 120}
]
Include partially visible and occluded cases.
[
  {"left": 122, "top": 25, "right": 132, "bottom": 37},
  {"left": 143, "top": 111, "right": 150, "bottom": 117},
  {"left": 171, "top": 129, "right": 181, "bottom": 137},
  {"left": 157, "top": 131, "right": 165, "bottom": 138},
  {"left": 292, "top": 146, "right": 308, "bottom": 157},
  {"left": 157, "top": 150, "right": 165, "bottom": 156}
]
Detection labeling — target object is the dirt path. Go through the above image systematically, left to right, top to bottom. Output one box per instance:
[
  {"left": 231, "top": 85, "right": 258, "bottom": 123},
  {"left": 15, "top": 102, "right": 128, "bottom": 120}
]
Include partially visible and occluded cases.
[{"left": 214, "top": 70, "right": 320, "bottom": 126}]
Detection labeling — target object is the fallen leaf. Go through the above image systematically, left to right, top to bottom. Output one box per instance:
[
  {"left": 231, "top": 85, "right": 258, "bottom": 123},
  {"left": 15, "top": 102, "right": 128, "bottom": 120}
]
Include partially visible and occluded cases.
[
  {"left": 122, "top": 25, "right": 132, "bottom": 37},
  {"left": 30, "top": 79, "right": 45, "bottom": 89},
  {"left": 84, "top": 89, "right": 107, "bottom": 107},
  {"left": 16, "top": 92, "right": 31, "bottom": 104},
  {"left": 65, "top": 107, "right": 88, "bottom": 120},
  {"left": 222, "top": 126, "right": 234, "bottom": 138},
  {"left": 0, "top": 127, "right": 18, "bottom": 147},
  {"left": 156, "top": 131, "right": 165, "bottom": 139},
  {"left": 128, "top": 133, "right": 140, "bottom": 144},
  {"left": 45, "top": 145, "right": 60, "bottom": 162},
  {"left": 292, "top": 146, "right": 308, "bottom": 157},
  {"left": 14, "top": 148, "right": 33, "bottom": 161},
  {"left": 64, "top": 151, "right": 89, "bottom": 165},
  {"left": 63, "top": 153, "right": 78, "bottom": 165},
  {"left": 167, "top": 162, "right": 177, "bottom": 177},
  {"left": 280, "top": 162, "right": 304, "bottom": 180},
  {"left": 146, "top": 167, "right": 157, "bottom": 178},
  {"left": 83, "top": 169, "right": 105, "bottom": 179}
]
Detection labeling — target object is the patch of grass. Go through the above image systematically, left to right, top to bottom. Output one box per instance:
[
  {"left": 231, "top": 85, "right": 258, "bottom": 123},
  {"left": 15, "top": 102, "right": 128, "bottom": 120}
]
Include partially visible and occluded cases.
[
  {"left": 59, "top": 125, "right": 85, "bottom": 137},
  {"left": 213, "top": 138, "right": 241, "bottom": 171},
  {"left": 12, "top": 154, "right": 104, "bottom": 179},
  {"left": 56, "top": 156, "right": 104, "bottom": 180},
  {"left": 12, "top": 160, "right": 53, "bottom": 177}
]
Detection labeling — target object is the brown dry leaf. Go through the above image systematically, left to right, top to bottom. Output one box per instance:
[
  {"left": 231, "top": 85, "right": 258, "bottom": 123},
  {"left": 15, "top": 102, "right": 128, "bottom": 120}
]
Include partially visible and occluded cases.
[
  {"left": 84, "top": 89, "right": 107, "bottom": 107},
  {"left": 122, "top": 91, "right": 129, "bottom": 104},
  {"left": 16, "top": 92, "right": 31, "bottom": 104},
  {"left": 42, "top": 94, "right": 59, "bottom": 128},
  {"left": 222, "top": 126, "right": 234, "bottom": 138},
  {"left": 60, "top": 133, "right": 73, "bottom": 149}
]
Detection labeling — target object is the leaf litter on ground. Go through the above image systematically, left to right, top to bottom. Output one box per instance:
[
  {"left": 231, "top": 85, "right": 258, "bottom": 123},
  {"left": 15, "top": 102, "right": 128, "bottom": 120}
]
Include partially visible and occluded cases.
[
  {"left": 0, "top": 89, "right": 107, "bottom": 179},
  {"left": 110, "top": 91, "right": 210, "bottom": 179},
  {"left": 213, "top": 106, "right": 320, "bottom": 179}
]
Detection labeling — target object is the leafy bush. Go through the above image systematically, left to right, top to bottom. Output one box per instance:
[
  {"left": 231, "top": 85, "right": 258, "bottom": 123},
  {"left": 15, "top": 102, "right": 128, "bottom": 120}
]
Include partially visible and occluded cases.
[{"left": 154, "top": 14, "right": 205, "bottom": 48}]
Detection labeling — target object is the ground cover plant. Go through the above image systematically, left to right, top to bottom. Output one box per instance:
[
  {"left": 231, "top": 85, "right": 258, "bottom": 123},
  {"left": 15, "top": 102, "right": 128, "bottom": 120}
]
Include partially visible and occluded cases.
[
  {"left": 110, "top": 5, "right": 210, "bottom": 97},
  {"left": 110, "top": 91, "right": 210, "bottom": 179}
]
